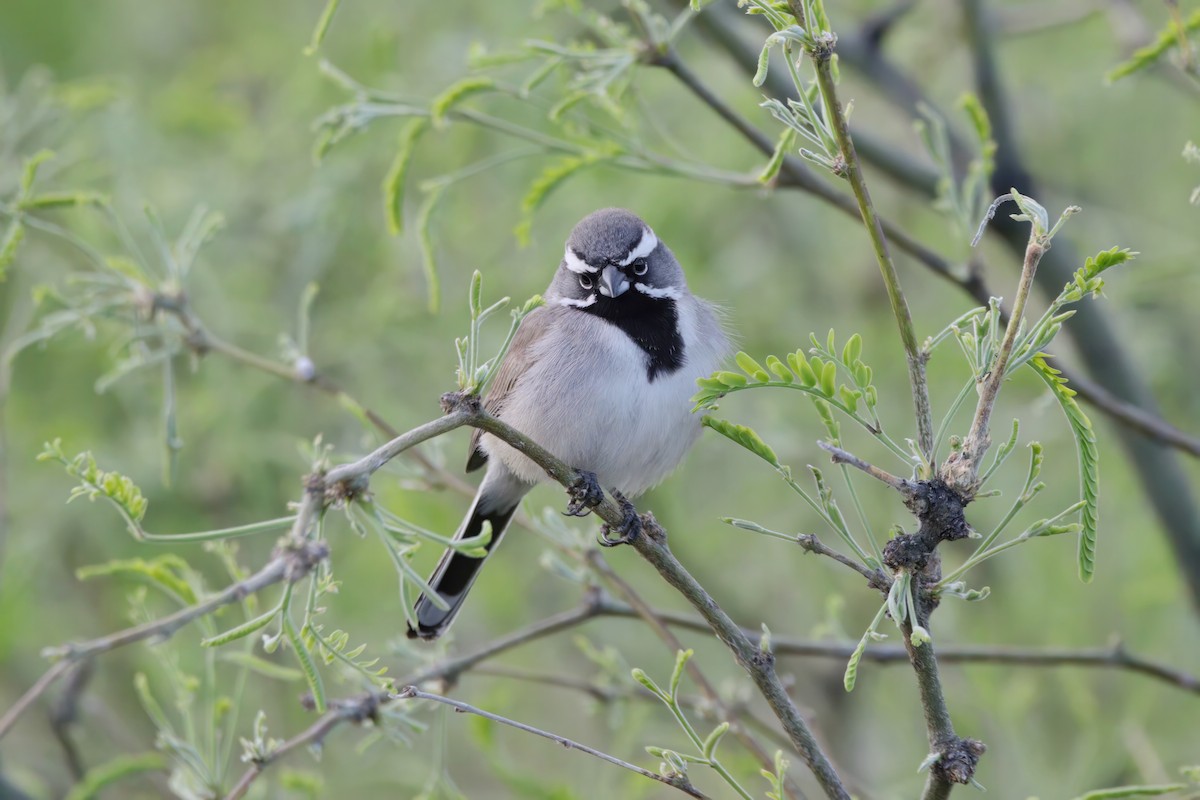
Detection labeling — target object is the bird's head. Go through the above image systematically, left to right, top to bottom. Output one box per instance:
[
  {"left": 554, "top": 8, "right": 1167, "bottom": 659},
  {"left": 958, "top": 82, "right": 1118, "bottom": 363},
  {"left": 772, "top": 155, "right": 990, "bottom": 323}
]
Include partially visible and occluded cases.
[{"left": 551, "top": 208, "right": 686, "bottom": 314}]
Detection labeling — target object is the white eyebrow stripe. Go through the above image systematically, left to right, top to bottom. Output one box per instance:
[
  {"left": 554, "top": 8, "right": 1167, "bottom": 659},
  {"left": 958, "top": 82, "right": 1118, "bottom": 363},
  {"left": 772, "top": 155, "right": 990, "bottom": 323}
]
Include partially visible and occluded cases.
[
  {"left": 618, "top": 228, "right": 659, "bottom": 265},
  {"left": 562, "top": 248, "right": 598, "bottom": 274},
  {"left": 634, "top": 282, "right": 681, "bottom": 300},
  {"left": 558, "top": 294, "right": 597, "bottom": 308}
]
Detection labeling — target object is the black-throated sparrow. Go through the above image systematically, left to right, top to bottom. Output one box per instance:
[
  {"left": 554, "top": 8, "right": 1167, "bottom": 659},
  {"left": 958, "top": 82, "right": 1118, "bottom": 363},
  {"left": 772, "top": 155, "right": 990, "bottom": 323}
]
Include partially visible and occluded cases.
[{"left": 409, "top": 208, "right": 731, "bottom": 640}]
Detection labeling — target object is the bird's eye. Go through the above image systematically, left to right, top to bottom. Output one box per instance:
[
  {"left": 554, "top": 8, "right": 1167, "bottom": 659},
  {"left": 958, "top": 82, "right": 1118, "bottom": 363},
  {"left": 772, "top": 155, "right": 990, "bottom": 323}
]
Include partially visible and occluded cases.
[
  {"left": 631, "top": 258, "right": 648, "bottom": 276},
  {"left": 579, "top": 275, "right": 593, "bottom": 290}
]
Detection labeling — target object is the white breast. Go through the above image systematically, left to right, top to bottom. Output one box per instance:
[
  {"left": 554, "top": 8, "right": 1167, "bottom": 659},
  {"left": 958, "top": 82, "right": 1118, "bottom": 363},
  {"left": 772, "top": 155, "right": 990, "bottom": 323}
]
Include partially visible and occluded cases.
[{"left": 481, "top": 298, "right": 729, "bottom": 496}]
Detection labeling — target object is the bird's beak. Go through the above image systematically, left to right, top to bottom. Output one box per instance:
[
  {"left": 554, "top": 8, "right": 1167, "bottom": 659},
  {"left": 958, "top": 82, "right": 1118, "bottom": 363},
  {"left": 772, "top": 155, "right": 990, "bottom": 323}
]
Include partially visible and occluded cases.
[{"left": 598, "top": 265, "right": 629, "bottom": 298}]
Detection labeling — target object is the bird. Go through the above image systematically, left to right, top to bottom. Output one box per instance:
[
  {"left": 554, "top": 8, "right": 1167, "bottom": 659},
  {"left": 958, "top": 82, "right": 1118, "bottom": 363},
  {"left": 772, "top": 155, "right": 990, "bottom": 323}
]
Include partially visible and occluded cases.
[{"left": 408, "top": 207, "right": 731, "bottom": 640}]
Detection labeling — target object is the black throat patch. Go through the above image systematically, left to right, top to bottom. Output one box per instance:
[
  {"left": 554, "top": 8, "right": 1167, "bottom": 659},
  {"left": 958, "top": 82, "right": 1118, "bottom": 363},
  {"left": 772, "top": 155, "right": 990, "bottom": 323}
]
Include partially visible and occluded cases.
[{"left": 578, "top": 291, "right": 685, "bottom": 381}]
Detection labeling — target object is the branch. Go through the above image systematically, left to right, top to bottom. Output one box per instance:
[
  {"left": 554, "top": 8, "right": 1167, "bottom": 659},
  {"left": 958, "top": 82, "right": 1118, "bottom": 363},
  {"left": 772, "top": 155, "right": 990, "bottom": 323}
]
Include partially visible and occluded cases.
[
  {"left": 694, "top": 1, "right": 1200, "bottom": 463},
  {"left": 794, "top": 12, "right": 935, "bottom": 461},
  {"left": 652, "top": 47, "right": 973, "bottom": 305},
  {"left": 943, "top": 214, "right": 1046, "bottom": 497},
  {"left": 156, "top": 291, "right": 478, "bottom": 497},
  {"left": 427, "top": 396, "right": 851, "bottom": 800},
  {"left": 818, "top": 441, "right": 915, "bottom": 494},
  {"left": 0, "top": 506, "right": 329, "bottom": 742},
  {"left": 405, "top": 595, "right": 607, "bottom": 687},
  {"left": 586, "top": 602, "right": 1200, "bottom": 695},
  {"left": 902, "top": 624, "right": 984, "bottom": 798},
  {"left": 395, "top": 687, "right": 707, "bottom": 799},
  {"left": 224, "top": 691, "right": 389, "bottom": 800}
]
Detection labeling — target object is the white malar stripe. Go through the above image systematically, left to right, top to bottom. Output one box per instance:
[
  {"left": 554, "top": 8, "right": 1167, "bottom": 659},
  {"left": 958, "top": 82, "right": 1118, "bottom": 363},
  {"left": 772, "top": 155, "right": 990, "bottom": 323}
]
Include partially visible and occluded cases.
[
  {"left": 618, "top": 228, "right": 659, "bottom": 265},
  {"left": 562, "top": 248, "right": 598, "bottom": 274},
  {"left": 634, "top": 282, "right": 682, "bottom": 300},
  {"left": 559, "top": 294, "right": 597, "bottom": 308}
]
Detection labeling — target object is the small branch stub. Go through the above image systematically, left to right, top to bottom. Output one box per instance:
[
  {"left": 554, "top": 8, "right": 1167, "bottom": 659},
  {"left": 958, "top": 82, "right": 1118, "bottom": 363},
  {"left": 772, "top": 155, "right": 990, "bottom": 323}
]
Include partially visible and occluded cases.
[{"left": 929, "top": 736, "right": 987, "bottom": 786}]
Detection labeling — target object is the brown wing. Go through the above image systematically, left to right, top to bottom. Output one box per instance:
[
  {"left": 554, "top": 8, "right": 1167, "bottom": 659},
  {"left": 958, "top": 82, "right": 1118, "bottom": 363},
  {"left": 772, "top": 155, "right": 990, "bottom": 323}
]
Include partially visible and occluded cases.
[{"left": 466, "top": 306, "right": 554, "bottom": 472}]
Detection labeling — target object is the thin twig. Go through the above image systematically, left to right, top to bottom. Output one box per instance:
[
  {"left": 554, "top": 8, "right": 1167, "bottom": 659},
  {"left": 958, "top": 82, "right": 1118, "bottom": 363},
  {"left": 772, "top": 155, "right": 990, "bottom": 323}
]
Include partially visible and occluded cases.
[
  {"left": 695, "top": 0, "right": 1200, "bottom": 462},
  {"left": 794, "top": 13, "right": 935, "bottom": 462},
  {"left": 654, "top": 48, "right": 968, "bottom": 302},
  {"left": 945, "top": 213, "right": 1046, "bottom": 496},
  {"left": 430, "top": 397, "right": 850, "bottom": 799},
  {"left": 818, "top": 441, "right": 915, "bottom": 494},
  {"left": 0, "top": 508, "right": 329, "bottom": 742},
  {"left": 796, "top": 533, "right": 889, "bottom": 588},
  {"left": 583, "top": 554, "right": 813, "bottom": 800},
  {"left": 405, "top": 597, "right": 606, "bottom": 687},
  {"left": 587, "top": 602, "right": 1200, "bottom": 695},
  {"left": 396, "top": 687, "right": 708, "bottom": 799},
  {"left": 224, "top": 692, "right": 388, "bottom": 800}
]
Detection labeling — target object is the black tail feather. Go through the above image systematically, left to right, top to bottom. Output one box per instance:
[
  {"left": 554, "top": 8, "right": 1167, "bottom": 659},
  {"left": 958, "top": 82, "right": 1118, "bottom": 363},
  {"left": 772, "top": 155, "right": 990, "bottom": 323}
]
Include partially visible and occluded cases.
[{"left": 407, "top": 501, "right": 517, "bottom": 640}]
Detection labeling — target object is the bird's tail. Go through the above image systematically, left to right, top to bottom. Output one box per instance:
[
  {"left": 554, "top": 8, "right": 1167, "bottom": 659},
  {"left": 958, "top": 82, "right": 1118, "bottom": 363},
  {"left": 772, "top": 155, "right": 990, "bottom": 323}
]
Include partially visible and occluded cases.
[{"left": 407, "top": 483, "right": 521, "bottom": 641}]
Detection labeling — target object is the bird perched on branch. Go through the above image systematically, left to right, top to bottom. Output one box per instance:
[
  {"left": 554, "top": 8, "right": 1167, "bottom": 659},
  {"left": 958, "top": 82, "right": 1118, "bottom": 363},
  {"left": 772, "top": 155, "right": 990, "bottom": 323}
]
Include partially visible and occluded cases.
[{"left": 409, "top": 208, "right": 731, "bottom": 640}]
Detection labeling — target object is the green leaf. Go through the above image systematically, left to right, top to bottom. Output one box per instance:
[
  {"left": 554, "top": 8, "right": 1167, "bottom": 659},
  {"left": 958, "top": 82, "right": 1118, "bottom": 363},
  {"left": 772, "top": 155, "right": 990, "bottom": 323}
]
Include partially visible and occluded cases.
[
  {"left": 303, "top": 0, "right": 341, "bottom": 55},
  {"left": 1106, "top": 8, "right": 1200, "bottom": 83},
  {"left": 752, "top": 40, "right": 772, "bottom": 87},
  {"left": 430, "top": 76, "right": 497, "bottom": 127},
  {"left": 382, "top": 118, "right": 429, "bottom": 236},
  {"left": 758, "top": 128, "right": 796, "bottom": 184},
  {"left": 19, "top": 149, "right": 55, "bottom": 195},
  {"left": 514, "top": 154, "right": 606, "bottom": 246},
  {"left": 415, "top": 183, "right": 445, "bottom": 313},
  {"left": 19, "top": 191, "right": 107, "bottom": 210},
  {"left": 0, "top": 220, "right": 25, "bottom": 280},
  {"left": 1082, "top": 246, "right": 1136, "bottom": 279},
  {"left": 842, "top": 332, "right": 862, "bottom": 365},
  {"left": 735, "top": 351, "right": 770, "bottom": 382},
  {"left": 792, "top": 352, "right": 817, "bottom": 387},
  {"left": 765, "top": 355, "right": 793, "bottom": 383},
  {"left": 1030, "top": 356, "right": 1098, "bottom": 582},
  {"left": 819, "top": 360, "right": 837, "bottom": 397},
  {"left": 712, "top": 370, "right": 748, "bottom": 388},
  {"left": 703, "top": 417, "right": 779, "bottom": 467},
  {"left": 78, "top": 556, "right": 196, "bottom": 605},
  {"left": 844, "top": 602, "right": 888, "bottom": 692},
  {"left": 201, "top": 605, "right": 280, "bottom": 647},
  {"left": 282, "top": 615, "right": 325, "bottom": 713},
  {"left": 668, "top": 648, "right": 692, "bottom": 699},
  {"left": 218, "top": 652, "right": 304, "bottom": 682},
  {"left": 631, "top": 667, "right": 667, "bottom": 701},
  {"left": 701, "top": 722, "right": 730, "bottom": 760},
  {"left": 64, "top": 752, "right": 166, "bottom": 800}
]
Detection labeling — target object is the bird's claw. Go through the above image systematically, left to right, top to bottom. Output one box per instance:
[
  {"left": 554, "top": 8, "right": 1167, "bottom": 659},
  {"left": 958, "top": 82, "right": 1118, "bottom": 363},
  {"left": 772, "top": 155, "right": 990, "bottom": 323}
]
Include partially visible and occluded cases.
[
  {"left": 565, "top": 470, "right": 604, "bottom": 517},
  {"left": 598, "top": 491, "right": 641, "bottom": 547}
]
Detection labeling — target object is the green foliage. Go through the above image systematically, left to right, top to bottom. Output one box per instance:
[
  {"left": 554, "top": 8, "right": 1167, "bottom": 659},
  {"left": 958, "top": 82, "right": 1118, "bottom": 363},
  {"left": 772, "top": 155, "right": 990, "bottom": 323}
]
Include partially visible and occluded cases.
[
  {"left": 304, "top": 0, "right": 342, "bottom": 56},
  {"left": 1106, "top": 8, "right": 1200, "bottom": 83},
  {"left": 430, "top": 77, "right": 498, "bottom": 127},
  {"left": 915, "top": 97, "right": 996, "bottom": 247},
  {"left": 383, "top": 118, "right": 430, "bottom": 236},
  {"left": 514, "top": 152, "right": 610, "bottom": 245},
  {"left": 454, "top": 271, "right": 545, "bottom": 395},
  {"left": 695, "top": 332, "right": 903, "bottom": 463},
  {"left": 1031, "top": 356, "right": 1099, "bottom": 583},
  {"left": 702, "top": 416, "right": 779, "bottom": 467},
  {"left": 40, "top": 439, "right": 149, "bottom": 528},
  {"left": 77, "top": 554, "right": 198, "bottom": 605},
  {"left": 843, "top": 602, "right": 888, "bottom": 692},
  {"left": 633, "top": 650, "right": 752, "bottom": 799},
  {"left": 760, "top": 750, "right": 791, "bottom": 800},
  {"left": 64, "top": 752, "right": 167, "bottom": 800}
]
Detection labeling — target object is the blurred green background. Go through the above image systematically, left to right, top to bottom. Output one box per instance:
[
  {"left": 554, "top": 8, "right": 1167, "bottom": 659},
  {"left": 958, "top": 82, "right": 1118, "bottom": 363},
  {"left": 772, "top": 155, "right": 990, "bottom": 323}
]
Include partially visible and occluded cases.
[{"left": 1, "top": 0, "right": 1198, "bottom": 797}]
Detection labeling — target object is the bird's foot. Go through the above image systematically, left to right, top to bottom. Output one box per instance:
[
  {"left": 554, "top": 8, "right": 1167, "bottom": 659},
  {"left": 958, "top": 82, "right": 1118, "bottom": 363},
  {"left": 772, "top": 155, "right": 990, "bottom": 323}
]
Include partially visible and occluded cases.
[
  {"left": 566, "top": 470, "right": 604, "bottom": 517},
  {"left": 598, "top": 491, "right": 641, "bottom": 547}
]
